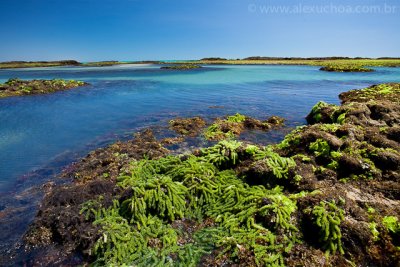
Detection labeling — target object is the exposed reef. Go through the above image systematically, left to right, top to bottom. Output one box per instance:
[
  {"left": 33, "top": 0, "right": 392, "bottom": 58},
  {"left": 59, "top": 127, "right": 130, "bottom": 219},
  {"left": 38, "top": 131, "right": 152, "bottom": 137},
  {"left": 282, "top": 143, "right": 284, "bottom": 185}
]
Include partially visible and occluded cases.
[
  {"left": 161, "top": 64, "right": 202, "bottom": 70},
  {"left": 320, "top": 65, "right": 374, "bottom": 72},
  {"left": 0, "top": 78, "right": 88, "bottom": 98},
  {"left": 23, "top": 83, "right": 400, "bottom": 266},
  {"left": 204, "top": 113, "right": 285, "bottom": 141},
  {"left": 169, "top": 117, "right": 206, "bottom": 137},
  {"left": 60, "top": 129, "right": 169, "bottom": 183}
]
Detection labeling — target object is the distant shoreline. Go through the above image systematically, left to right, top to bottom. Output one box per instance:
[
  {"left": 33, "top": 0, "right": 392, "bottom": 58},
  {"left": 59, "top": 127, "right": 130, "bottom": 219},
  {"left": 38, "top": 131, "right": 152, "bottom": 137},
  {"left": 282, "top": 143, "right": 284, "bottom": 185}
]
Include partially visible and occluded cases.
[{"left": 1, "top": 58, "right": 400, "bottom": 71}]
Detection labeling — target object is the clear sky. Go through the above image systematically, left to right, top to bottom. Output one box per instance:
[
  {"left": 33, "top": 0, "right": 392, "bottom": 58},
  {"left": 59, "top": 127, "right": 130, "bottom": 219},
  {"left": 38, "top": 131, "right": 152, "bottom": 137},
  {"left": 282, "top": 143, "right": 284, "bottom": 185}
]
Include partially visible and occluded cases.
[{"left": 0, "top": 0, "right": 399, "bottom": 61}]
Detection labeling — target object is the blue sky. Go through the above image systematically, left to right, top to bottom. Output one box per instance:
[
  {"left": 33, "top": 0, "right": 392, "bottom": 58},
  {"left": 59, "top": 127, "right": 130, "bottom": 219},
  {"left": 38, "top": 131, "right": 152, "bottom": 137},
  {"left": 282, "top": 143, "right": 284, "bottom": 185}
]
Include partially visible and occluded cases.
[{"left": 0, "top": 0, "right": 399, "bottom": 61}]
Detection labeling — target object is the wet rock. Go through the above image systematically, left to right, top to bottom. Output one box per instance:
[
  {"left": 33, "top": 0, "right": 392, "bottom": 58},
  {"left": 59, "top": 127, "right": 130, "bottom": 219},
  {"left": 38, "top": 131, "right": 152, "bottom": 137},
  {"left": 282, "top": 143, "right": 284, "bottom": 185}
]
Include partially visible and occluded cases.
[
  {"left": 0, "top": 78, "right": 88, "bottom": 98},
  {"left": 23, "top": 83, "right": 400, "bottom": 266},
  {"left": 205, "top": 114, "right": 285, "bottom": 141},
  {"left": 169, "top": 117, "right": 206, "bottom": 137},
  {"left": 62, "top": 129, "right": 169, "bottom": 183},
  {"left": 371, "top": 151, "right": 400, "bottom": 171},
  {"left": 338, "top": 155, "right": 365, "bottom": 177},
  {"left": 24, "top": 179, "right": 117, "bottom": 261}
]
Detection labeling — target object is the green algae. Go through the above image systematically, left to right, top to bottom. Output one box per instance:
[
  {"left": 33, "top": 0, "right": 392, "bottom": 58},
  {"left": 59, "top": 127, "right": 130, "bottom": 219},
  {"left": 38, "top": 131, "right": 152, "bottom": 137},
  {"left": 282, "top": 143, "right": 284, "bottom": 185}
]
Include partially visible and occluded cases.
[
  {"left": 0, "top": 60, "right": 80, "bottom": 69},
  {"left": 161, "top": 64, "right": 202, "bottom": 70},
  {"left": 320, "top": 65, "right": 374, "bottom": 72},
  {"left": 0, "top": 78, "right": 88, "bottom": 98},
  {"left": 25, "top": 82, "right": 400, "bottom": 266},
  {"left": 82, "top": 83, "right": 399, "bottom": 266},
  {"left": 340, "top": 83, "right": 400, "bottom": 104},
  {"left": 306, "top": 101, "right": 346, "bottom": 124},
  {"left": 204, "top": 113, "right": 285, "bottom": 141},
  {"left": 226, "top": 113, "right": 246, "bottom": 123},
  {"left": 203, "top": 114, "right": 244, "bottom": 141},
  {"left": 81, "top": 140, "right": 305, "bottom": 266},
  {"left": 310, "top": 200, "right": 345, "bottom": 256},
  {"left": 382, "top": 216, "right": 400, "bottom": 234}
]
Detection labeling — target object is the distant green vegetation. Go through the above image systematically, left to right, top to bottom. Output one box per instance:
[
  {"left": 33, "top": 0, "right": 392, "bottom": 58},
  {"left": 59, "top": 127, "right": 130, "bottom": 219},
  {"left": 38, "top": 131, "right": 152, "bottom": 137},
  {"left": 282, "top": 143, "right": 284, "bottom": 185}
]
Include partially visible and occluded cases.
[
  {"left": 2, "top": 58, "right": 400, "bottom": 71},
  {"left": 176, "top": 58, "right": 400, "bottom": 72},
  {"left": 0, "top": 60, "right": 80, "bottom": 69},
  {"left": 0, "top": 60, "right": 134, "bottom": 69},
  {"left": 80, "top": 61, "right": 123, "bottom": 67},
  {"left": 160, "top": 64, "right": 202, "bottom": 70},
  {"left": 320, "top": 65, "right": 374, "bottom": 72},
  {"left": 0, "top": 78, "right": 88, "bottom": 98}
]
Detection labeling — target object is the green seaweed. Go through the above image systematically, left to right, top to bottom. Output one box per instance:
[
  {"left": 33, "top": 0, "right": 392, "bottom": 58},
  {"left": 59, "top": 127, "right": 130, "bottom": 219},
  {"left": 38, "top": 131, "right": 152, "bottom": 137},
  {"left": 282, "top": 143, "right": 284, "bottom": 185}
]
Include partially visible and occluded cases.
[
  {"left": 320, "top": 65, "right": 374, "bottom": 72},
  {"left": 226, "top": 113, "right": 246, "bottom": 123},
  {"left": 275, "top": 126, "right": 304, "bottom": 150},
  {"left": 309, "top": 139, "right": 331, "bottom": 157},
  {"left": 201, "top": 140, "right": 242, "bottom": 167},
  {"left": 83, "top": 141, "right": 307, "bottom": 266},
  {"left": 118, "top": 162, "right": 188, "bottom": 222},
  {"left": 311, "top": 200, "right": 345, "bottom": 256},
  {"left": 382, "top": 216, "right": 400, "bottom": 234},
  {"left": 369, "top": 222, "right": 380, "bottom": 241}
]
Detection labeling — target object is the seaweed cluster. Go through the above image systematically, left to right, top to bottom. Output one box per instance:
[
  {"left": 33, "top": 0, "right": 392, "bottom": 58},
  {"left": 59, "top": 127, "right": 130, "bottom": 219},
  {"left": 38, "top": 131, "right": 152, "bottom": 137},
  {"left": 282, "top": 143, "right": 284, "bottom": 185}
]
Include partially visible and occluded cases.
[
  {"left": 161, "top": 64, "right": 202, "bottom": 70},
  {"left": 320, "top": 65, "right": 374, "bottom": 72},
  {"left": 0, "top": 78, "right": 88, "bottom": 98},
  {"left": 24, "top": 83, "right": 400, "bottom": 266},
  {"left": 204, "top": 113, "right": 285, "bottom": 141},
  {"left": 169, "top": 117, "right": 206, "bottom": 137},
  {"left": 74, "top": 140, "right": 304, "bottom": 266}
]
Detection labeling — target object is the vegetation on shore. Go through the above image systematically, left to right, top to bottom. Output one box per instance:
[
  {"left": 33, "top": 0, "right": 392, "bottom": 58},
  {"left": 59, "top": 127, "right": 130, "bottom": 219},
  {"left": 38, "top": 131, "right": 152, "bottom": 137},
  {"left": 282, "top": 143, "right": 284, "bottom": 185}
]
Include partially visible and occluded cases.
[
  {"left": 2, "top": 58, "right": 399, "bottom": 71},
  {"left": 179, "top": 58, "right": 400, "bottom": 72},
  {"left": 0, "top": 60, "right": 80, "bottom": 69},
  {"left": 0, "top": 60, "right": 133, "bottom": 69},
  {"left": 80, "top": 61, "right": 123, "bottom": 67},
  {"left": 161, "top": 64, "right": 202, "bottom": 70},
  {"left": 320, "top": 65, "right": 374, "bottom": 72},
  {"left": 0, "top": 78, "right": 88, "bottom": 98},
  {"left": 24, "top": 83, "right": 400, "bottom": 266}
]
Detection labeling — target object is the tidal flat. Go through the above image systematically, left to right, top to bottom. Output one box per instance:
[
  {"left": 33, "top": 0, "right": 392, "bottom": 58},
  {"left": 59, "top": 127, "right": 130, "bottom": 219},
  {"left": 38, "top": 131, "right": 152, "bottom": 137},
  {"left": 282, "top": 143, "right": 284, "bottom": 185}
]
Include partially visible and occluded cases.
[
  {"left": 0, "top": 64, "right": 399, "bottom": 266},
  {"left": 23, "top": 83, "right": 400, "bottom": 266}
]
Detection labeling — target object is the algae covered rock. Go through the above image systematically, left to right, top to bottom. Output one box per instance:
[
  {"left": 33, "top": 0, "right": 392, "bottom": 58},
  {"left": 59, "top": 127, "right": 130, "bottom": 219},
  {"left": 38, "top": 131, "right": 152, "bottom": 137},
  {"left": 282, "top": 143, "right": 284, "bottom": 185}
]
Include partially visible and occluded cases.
[
  {"left": 160, "top": 64, "right": 202, "bottom": 70},
  {"left": 320, "top": 65, "right": 374, "bottom": 72},
  {"left": 0, "top": 78, "right": 89, "bottom": 98},
  {"left": 23, "top": 83, "right": 400, "bottom": 266},
  {"left": 204, "top": 113, "right": 285, "bottom": 141},
  {"left": 169, "top": 116, "right": 206, "bottom": 136}
]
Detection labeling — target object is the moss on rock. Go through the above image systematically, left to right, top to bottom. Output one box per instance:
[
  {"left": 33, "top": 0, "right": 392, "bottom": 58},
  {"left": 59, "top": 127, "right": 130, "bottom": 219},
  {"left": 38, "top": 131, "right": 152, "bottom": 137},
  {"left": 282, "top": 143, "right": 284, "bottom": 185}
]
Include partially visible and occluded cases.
[
  {"left": 161, "top": 64, "right": 202, "bottom": 70},
  {"left": 320, "top": 65, "right": 374, "bottom": 72},
  {"left": 0, "top": 78, "right": 88, "bottom": 98},
  {"left": 24, "top": 83, "right": 400, "bottom": 266}
]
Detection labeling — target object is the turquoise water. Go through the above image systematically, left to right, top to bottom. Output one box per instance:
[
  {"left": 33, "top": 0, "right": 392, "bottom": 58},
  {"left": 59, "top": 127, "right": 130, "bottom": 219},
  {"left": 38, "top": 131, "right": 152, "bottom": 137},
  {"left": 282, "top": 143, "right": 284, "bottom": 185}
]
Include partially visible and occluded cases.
[{"left": 0, "top": 65, "right": 399, "bottom": 192}]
